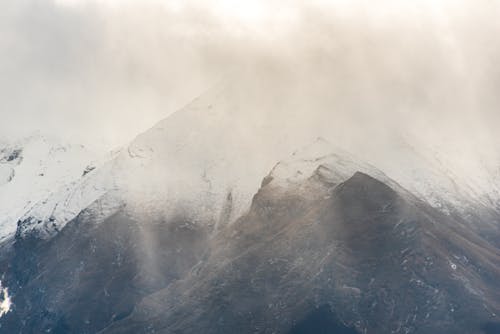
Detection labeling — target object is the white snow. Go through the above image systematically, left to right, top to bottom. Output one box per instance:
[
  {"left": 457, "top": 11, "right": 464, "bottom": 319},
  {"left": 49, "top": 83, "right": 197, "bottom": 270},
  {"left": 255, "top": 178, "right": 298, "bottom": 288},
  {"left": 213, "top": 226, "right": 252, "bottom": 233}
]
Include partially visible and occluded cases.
[
  {"left": 7, "top": 86, "right": 500, "bottom": 242},
  {"left": 0, "top": 134, "right": 101, "bottom": 241},
  {"left": 266, "top": 137, "right": 390, "bottom": 188},
  {"left": 15, "top": 148, "right": 119, "bottom": 240},
  {"left": 0, "top": 280, "right": 12, "bottom": 318}
]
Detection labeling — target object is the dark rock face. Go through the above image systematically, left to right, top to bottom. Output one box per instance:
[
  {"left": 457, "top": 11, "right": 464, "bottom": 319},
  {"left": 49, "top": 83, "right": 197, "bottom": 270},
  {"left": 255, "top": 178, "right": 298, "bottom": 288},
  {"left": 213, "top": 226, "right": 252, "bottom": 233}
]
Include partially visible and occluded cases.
[
  {"left": 5, "top": 148, "right": 22, "bottom": 162},
  {"left": 82, "top": 165, "right": 96, "bottom": 177},
  {"left": 1, "top": 171, "right": 499, "bottom": 333}
]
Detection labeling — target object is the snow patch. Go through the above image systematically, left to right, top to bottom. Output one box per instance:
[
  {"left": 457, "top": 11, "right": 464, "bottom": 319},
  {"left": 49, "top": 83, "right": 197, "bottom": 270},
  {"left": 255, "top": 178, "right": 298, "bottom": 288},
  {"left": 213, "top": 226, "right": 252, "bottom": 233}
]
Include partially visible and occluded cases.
[{"left": 0, "top": 280, "right": 12, "bottom": 318}]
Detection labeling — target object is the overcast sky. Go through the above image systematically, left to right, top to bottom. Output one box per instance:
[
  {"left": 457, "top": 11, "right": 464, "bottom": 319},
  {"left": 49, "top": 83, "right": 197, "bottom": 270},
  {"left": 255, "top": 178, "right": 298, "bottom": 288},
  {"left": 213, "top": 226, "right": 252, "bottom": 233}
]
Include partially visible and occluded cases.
[{"left": 1, "top": 0, "right": 500, "bottom": 154}]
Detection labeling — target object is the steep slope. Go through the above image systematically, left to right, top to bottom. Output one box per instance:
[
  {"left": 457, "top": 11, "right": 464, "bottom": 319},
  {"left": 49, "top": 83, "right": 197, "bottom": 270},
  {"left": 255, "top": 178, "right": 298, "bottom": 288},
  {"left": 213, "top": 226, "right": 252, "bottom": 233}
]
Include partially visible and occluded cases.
[
  {"left": 0, "top": 134, "right": 100, "bottom": 241},
  {"left": 1, "top": 143, "right": 499, "bottom": 333},
  {"left": 103, "top": 171, "right": 500, "bottom": 334},
  {"left": 0, "top": 207, "right": 211, "bottom": 333}
]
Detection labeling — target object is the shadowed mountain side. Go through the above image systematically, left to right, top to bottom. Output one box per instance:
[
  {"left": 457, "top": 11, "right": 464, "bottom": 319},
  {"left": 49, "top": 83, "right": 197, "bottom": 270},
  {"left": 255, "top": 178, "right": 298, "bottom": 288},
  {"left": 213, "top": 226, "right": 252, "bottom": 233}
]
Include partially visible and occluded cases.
[
  {"left": 101, "top": 172, "right": 500, "bottom": 334},
  {"left": 0, "top": 201, "right": 211, "bottom": 333},
  {"left": 288, "top": 305, "right": 359, "bottom": 334}
]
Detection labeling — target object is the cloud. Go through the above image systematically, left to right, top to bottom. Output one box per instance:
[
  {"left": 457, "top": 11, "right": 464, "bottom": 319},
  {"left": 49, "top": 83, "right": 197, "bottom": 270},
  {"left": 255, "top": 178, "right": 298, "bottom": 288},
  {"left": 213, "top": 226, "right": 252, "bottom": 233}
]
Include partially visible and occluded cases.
[{"left": 0, "top": 0, "right": 499, "bottom": 159}]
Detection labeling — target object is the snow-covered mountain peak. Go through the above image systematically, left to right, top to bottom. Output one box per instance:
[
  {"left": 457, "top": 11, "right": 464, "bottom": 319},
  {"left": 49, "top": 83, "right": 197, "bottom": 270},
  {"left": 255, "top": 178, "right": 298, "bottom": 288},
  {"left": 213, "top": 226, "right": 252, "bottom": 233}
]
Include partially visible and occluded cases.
[
  {"left": 10, "top": 86, "right": 500, "bottom": 243},
  {"left": 12, "top": 90, "right": 261, "bottom": 240},
  {"left": 265, "top": 138, "right": 387, "bottom": 189}
]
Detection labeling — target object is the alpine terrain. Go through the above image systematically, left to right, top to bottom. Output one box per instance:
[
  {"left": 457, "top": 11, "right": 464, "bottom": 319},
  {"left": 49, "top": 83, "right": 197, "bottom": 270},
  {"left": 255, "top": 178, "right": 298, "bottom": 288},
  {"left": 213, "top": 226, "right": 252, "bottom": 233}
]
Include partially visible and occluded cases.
[{"left": 0, "top": 89, "right": 499, "bottom": 334}]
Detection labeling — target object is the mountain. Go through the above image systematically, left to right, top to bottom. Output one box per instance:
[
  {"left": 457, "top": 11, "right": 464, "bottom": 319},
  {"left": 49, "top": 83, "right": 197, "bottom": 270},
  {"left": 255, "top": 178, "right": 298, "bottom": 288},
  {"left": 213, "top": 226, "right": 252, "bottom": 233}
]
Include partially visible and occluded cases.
[
  {"left": 11, "top": 86, "right": 500, "bottom": 246},
  {"left": 12, "top": 86, "right": 293, "bottom": 243},
  {"left": 0, "top": 87, "right": 499, "bottom": 333},
  {"left": 0, "top": 134, "right": 101, "bottom": 242},
  {"left": 0, "top": 139, "right": 499, "bottom": 333},
  {"left": 103, "top": 170, "right": 500, "bottom": 334}
]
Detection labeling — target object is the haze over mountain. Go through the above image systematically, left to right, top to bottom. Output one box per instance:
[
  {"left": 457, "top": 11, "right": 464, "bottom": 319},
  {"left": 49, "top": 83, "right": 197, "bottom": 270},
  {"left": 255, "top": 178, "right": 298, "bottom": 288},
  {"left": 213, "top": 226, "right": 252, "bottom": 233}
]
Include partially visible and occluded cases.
[
  {"left": 1, "top": 0, "right": 500, "bottom": 333},
  {"left": 4, "top": 80, "right": 500, "bottom": 244},
  {"left": 0, "top": 83, "right": 499, "bottom": 333}
]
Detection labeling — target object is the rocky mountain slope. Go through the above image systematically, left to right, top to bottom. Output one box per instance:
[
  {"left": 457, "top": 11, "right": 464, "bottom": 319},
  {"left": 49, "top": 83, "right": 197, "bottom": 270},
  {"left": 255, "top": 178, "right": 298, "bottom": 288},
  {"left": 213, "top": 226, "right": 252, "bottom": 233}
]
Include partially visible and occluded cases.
[
  {"left": 0, "top": 87, "right": 499, "bottom": 333},
  {"left": 0, "top": 143, "right": 498, "bottom": 333},
  {"left": 104, "top": 170, "right": 500, "bottom": 334}
]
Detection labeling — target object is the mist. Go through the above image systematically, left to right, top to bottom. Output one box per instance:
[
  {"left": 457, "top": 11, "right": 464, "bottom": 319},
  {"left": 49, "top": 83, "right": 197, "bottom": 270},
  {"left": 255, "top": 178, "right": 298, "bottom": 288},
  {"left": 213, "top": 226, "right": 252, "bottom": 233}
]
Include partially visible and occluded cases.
[{"left": 1, "top": 0, "right": 499, "bottom": 166}]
